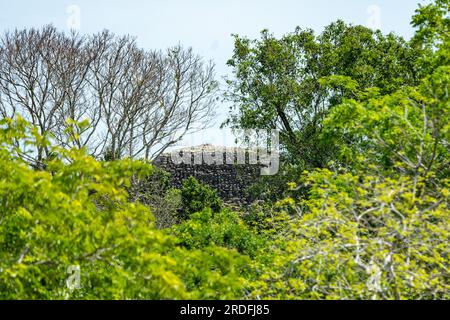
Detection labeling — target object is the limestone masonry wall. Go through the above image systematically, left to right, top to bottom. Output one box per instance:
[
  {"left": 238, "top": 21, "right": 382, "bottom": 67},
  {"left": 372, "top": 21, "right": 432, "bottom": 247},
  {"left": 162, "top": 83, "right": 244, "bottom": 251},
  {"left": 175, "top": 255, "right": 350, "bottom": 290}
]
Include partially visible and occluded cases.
[{"left": 153, "top": 146, "right": 264, "bottom": 205}]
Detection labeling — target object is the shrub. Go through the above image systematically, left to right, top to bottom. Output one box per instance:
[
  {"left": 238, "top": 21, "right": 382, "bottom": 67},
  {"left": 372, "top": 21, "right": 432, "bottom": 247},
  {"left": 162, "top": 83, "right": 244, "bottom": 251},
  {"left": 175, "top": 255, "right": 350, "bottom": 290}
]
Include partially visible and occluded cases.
[
  {"left": 178, "top": 177, "right": 222, "bottom": 220},
  {"left": 172, "top": 209, "right": 265, "bottom": 258}
]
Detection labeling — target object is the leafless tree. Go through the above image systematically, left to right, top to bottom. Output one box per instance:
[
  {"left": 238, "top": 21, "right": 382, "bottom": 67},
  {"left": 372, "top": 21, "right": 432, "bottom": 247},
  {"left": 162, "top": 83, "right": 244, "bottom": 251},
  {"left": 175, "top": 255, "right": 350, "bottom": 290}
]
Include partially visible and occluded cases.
[
  {"left": 0, "top": 25, "right": 217, "bottom": 164},
  {"left": 139, "top": 46, "right": 217, "bottom": 160}
]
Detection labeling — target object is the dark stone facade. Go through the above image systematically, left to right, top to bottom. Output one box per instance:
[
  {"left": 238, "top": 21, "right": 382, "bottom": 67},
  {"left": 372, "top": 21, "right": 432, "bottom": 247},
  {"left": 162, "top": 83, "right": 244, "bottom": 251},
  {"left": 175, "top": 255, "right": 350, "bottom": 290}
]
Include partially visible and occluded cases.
[{"left": 153, "top": 146, "right": 264, "bottom": 205}]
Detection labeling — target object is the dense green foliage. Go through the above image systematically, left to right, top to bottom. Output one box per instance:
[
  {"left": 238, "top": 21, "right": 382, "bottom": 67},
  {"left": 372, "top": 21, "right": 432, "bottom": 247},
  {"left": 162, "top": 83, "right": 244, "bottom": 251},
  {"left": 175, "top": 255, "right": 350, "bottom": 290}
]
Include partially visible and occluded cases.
[
  {"left": 0, "top": 0, "right": 449, "bottom": 300},
  {"left": 224, "top": 20, "right": 425, "bottom": 169},
  {"left": 249, "top": 66, "right": 450, "bottom": 299},
  {"left": 0, "top": 118, "right": 250, "bottom": 299},
  {"left": 178, "top": 177, "right": 223, "bottom": 220},
  {"left": 172, "top": 209, "right": 265, "bottom": 258}
]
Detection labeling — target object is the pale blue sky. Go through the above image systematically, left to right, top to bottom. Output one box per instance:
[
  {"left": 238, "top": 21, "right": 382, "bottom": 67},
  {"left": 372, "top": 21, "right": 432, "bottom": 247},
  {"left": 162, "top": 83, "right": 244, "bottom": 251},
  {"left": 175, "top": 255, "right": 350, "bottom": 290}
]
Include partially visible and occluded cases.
[
  {"left": 0, "top": 0, "right": 428, "bottom": 146},
  {"left": 0, "top": 0, "right": 426, "bottom": 79}
]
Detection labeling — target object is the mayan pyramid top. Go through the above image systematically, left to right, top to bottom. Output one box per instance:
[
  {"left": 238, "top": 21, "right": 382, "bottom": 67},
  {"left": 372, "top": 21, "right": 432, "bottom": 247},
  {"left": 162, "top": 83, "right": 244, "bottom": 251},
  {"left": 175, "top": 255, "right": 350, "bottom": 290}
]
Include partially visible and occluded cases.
[
  {"left": 155, "top": 143, "right": 277, "bottom": 166},
  {"left": 165, "top": 143, "right": 258, "bottom": 155}
]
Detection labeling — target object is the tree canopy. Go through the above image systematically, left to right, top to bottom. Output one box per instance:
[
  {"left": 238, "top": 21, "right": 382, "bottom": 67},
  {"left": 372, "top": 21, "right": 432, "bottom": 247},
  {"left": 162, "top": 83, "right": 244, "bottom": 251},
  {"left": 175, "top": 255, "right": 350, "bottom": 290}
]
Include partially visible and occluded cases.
[{"left": 224, "top": 20, "right": 425, "bottom": 168}]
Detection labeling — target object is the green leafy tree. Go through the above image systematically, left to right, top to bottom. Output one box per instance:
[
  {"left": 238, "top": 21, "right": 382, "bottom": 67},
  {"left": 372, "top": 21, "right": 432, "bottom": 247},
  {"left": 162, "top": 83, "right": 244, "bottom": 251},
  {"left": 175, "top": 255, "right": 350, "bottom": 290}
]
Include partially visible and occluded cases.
[
  {"left": 412, "top": 0, "right": 450, "bottom": 68},
  {"left": 224, "top": 21, "right": 423, "bottom": 168},
  {"left": 248, "top": 65, "right": 450, "bottom": 300},
  {"left": 323, "top": 66, "right": 450, "bottom": 180},
  {"left": 0, "top": 117, "right": 250, "bottom": 299},
  {"left": 253, "top": 171, "right": 449, "bottom": 299}
]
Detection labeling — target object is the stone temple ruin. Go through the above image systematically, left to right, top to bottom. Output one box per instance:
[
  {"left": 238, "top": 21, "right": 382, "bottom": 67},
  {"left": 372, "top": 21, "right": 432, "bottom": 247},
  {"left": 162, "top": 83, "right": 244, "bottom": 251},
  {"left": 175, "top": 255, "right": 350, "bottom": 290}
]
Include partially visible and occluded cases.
[{"left": 153, "top": 144, "right": 278, "bottom": 205}]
